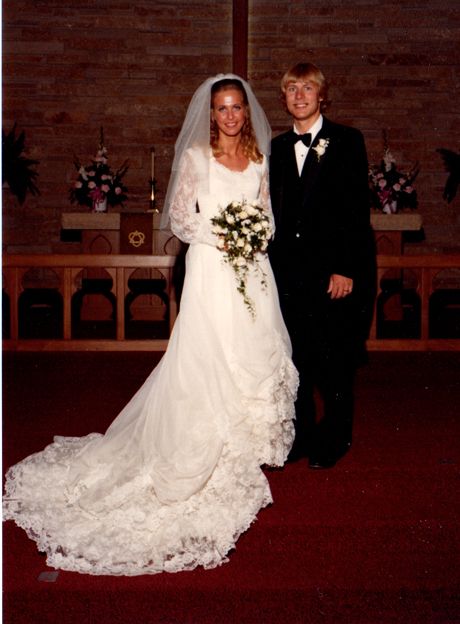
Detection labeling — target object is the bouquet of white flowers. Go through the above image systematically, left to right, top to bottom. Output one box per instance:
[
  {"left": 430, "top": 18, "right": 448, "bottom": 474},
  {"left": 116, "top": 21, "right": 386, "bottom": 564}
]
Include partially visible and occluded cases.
[{"left": 211, "top": 199, "right": 273, "bottom": 317}]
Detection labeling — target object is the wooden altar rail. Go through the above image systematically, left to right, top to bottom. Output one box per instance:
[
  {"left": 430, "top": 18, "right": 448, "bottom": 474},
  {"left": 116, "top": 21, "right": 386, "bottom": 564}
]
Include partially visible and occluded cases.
[
  {"left": 2, "top": 253, "right": 460, "bottom": 352},
  {"left": 2, "top": 254, "right": 177, "bottom": 351},
  {"left": 366, "top": 254, "right": 460, "bottom": 351}
]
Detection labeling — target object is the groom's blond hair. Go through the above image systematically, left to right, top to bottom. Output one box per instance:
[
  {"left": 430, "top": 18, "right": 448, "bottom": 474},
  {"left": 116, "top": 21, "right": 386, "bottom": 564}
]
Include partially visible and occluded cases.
[{"left": 281, "top": 62, "right": 329, "bottom": 110}]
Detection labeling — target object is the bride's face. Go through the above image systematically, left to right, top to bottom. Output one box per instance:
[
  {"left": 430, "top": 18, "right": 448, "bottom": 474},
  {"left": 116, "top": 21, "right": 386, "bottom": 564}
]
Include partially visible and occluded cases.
[{"left": 211, "top": 89, "right": 247, "bottom": 139}]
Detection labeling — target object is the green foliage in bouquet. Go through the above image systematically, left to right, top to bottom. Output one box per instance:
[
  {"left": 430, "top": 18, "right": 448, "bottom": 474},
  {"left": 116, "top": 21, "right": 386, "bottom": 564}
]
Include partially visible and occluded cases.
[{"left": 211, "top": 199, "right": 273, "bottom": 316}]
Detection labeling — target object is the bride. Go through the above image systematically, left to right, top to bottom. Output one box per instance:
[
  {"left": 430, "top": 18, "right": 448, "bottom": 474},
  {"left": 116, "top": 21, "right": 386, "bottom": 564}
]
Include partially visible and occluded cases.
[{"left": 3, "top": 74, "right": 298, "bottom": 576}]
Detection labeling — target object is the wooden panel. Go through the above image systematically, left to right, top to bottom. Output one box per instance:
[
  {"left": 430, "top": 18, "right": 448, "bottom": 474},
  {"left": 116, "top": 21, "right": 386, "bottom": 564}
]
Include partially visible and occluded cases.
[
  {"left": 233, "top": 0, "right": 248, "bottom": 78},
  {"left": 119, "top": 214, "right": 154, "bottom": 255},
  {"left": 2, "top": 253, "right": 460, "bottom": 352},
  {"left": 3, "top": 255, "right": 178, "bottom": 351},
  {"left": 2, "top": 339, "right": 170, "bottom": 352}
]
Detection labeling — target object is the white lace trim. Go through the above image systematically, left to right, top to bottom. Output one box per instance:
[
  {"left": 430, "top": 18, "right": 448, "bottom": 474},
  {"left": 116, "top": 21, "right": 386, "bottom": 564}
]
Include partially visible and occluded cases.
[{"left": 4, "top": 351, "right": 297, "bottom": 576}]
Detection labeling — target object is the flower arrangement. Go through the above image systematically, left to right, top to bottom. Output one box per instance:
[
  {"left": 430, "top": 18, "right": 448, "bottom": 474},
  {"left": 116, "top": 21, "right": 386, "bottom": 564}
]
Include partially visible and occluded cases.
[
  {"left": 70, "top": 127, "right": 128, "bottom": 211},
  {"left": 369, "top": 133, "right": 419, "bottom": 213},
  {"left": 312, "top": 138, "right": 329, "bottom": 162},
  {"left": 211, "top": 199, "right": 273, "bottom": 317}
]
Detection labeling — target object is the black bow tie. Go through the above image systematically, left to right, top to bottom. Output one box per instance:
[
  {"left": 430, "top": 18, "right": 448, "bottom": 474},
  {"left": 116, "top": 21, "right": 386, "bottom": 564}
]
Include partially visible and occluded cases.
[{"left": 292, "top": 132, "right": 312, "bottom": 147}]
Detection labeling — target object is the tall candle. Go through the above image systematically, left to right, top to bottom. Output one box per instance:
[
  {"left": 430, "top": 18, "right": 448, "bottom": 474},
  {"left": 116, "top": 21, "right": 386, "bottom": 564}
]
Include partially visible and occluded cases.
[{"left": 150, "top": 147, "right": 155, "bottom": 180}]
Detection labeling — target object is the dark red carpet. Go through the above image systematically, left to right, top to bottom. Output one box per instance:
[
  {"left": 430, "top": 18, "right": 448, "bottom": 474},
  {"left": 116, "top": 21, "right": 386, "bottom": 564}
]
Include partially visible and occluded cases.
[{"left": 3, "top": 351, "right": 460, "bottom": 623}]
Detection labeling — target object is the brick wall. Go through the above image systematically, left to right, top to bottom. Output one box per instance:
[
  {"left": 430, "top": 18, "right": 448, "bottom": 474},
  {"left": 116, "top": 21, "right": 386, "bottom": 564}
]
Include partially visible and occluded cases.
[
  {"left": 2, "top": 0, "right": 233, "bottom": 252},
  {"left": 3, "top": 0, "right": 460, "bottom": 253},
  {"left": 251, "top": 0, "right": 460, "bottom": 253}
]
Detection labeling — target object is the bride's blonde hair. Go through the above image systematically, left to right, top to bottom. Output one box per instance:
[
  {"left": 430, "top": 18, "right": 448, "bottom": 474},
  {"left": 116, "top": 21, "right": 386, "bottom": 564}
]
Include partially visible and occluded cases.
[{"left": 210, "top": 79, "right": 263, "bottom": 164}]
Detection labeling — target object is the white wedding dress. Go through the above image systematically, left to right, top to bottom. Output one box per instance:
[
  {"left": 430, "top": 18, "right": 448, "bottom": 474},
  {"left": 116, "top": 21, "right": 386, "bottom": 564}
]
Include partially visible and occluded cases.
[{"left": 4, "top": 147, "right": 298, "bottom": 576}]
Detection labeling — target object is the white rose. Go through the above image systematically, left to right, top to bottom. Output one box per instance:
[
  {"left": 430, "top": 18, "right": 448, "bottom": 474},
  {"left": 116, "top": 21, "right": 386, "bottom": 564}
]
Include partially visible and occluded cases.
[
  {"left": 247, "top": 206, "right": 258, "bottom": 216},
  {"left": 239, "top": 210, "right": 248, "bottom": 219},
  {"left": 226, "top": 214, "right": 235, "bottom": 224},
  {"left": 252, "top": 222, "right": 262, "bottom": 232},
  {"left": 217, "top": 238, "right": 225, "bottom": 249},
  {"left": 236, "top": 238, "right": 245, "bottom": 247},
  {"left": 236, "top": 256, "right": 247, "bottom": 267}
]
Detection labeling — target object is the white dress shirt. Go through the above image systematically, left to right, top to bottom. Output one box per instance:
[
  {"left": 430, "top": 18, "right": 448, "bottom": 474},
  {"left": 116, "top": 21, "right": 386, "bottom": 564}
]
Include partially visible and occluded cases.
[{"left": 293, "top": 115, "right": 323, "bottom": 175}]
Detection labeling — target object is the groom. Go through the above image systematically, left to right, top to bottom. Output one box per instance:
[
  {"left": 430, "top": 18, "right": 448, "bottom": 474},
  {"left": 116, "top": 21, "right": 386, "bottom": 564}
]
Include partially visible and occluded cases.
[{"left": 269, "top": 62, "right": 375, "bottom": 469}]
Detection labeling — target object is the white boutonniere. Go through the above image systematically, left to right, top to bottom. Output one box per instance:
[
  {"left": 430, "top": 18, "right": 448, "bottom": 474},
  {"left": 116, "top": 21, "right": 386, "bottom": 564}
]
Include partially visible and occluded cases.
[{"left": 312, "top": 138, "right": 330, "bottom": 162}]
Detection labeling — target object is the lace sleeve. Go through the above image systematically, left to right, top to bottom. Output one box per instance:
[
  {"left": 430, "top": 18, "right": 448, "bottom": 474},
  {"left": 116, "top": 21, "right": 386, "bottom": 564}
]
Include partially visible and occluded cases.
[
  {"left": 169, "top": 152, "right": 216, "bottom": 246},
  {"left": 259, "top": 158, "right": 275, "bottom": 235}
]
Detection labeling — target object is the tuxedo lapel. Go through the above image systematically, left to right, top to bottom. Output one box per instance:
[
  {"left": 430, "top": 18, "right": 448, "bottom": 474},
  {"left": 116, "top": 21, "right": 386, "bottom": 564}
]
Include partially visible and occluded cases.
[
  {"left": 299, "top": 119, "right": 334, "bottom": 201},
  {"left": 271, "top": 121, "right": 337, "bottom": 222},
  {"left": 279, "top": 131, "right": 299, "bottom": 180}
]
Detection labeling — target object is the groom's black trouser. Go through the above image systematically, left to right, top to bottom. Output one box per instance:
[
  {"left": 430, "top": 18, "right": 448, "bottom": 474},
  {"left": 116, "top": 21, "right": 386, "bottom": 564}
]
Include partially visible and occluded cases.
[{"left": 282, "top": 289, "right": 359, "bottom": 459}]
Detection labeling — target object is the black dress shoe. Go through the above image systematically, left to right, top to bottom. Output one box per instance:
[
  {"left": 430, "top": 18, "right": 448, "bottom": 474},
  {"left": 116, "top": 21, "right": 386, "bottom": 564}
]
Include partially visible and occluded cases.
[{"left": 308, "top": 456, "right": 337, "bottom": 470}]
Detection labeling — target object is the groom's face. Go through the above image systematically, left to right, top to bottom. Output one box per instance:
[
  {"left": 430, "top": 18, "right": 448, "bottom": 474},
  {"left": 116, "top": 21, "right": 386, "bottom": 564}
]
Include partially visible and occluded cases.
[{"left": 284, "top": 79, "right": 322, "bottom": 126}]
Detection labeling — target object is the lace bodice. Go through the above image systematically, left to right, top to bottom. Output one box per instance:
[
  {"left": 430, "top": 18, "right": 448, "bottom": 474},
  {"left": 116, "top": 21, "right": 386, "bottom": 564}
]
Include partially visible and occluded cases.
[{"left": 169, "top": 147, "right": 273, "bottom": 246}]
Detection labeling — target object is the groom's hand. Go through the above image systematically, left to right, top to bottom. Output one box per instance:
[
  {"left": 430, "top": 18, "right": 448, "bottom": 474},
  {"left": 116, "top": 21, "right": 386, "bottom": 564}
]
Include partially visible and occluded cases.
[{"left": 327, "top": 274, "right": 353, "bottom": 299}]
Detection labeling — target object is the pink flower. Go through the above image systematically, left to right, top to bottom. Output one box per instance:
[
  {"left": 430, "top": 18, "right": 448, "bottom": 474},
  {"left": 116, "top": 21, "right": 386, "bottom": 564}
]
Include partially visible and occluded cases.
[
  {"left": 378, "top": 179, "right": 387, "bottom": 188},
  {"left": 75, "top": 181, "right": 82, "bottom": 189},
  {"left": 88, "top": 181, "right": 96, "bottom": 189},
  {"left": 101, "top": 184, "right": 110, "bottom": 193},
  {"left": 115, "top": 187, "right": 122, "bottom": 195}
]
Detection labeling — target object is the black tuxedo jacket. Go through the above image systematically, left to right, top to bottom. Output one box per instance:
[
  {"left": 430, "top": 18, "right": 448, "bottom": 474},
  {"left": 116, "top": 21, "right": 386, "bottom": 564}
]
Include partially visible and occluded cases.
[
  {"left": 269, "top": 117, "right": 372, "bottom": 299},
  {"left": 270, "top": 118, "right": 370, "bottom": 295}
]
